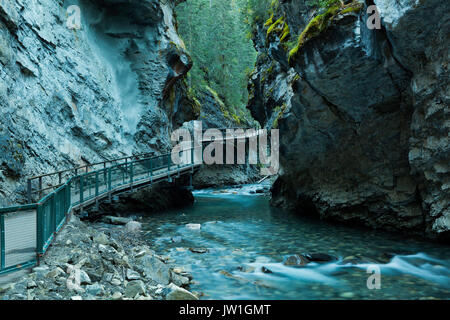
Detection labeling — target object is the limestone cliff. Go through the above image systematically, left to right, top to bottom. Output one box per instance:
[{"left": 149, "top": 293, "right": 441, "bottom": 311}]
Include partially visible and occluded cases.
[
  {"left": 0, "top": 0, "right": 196, "bottom": 205},
  {"left": 248, "top": 0, "right": 449, "bottom": 240}
]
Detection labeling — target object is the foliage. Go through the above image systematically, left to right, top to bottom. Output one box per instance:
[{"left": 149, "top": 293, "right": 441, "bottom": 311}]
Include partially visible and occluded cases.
[
  {"left": 176, "top": 0, "right": 257, "bottom": 123},
  {"left": 306, "top": 0, "right": 342, "bottom": 9},
  {"left": 288, "top": 1, "right": 363, "bottom": 64}
]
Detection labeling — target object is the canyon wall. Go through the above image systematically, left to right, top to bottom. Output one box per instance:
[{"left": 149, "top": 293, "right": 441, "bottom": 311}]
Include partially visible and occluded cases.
[
  {"left": 0, "top": 0, "right": 196, "bottom": 205},
  {"left": 248, "top": 0, "right": 449, "bottom": 240}
]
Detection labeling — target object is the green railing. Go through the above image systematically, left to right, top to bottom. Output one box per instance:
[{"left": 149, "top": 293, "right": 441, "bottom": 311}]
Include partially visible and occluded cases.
[
  {"left": 0, "top": 127, "right": 261, "bottom": 276},
  {"left": 0, "top": 151, "right": 195, "bottom": 276}
]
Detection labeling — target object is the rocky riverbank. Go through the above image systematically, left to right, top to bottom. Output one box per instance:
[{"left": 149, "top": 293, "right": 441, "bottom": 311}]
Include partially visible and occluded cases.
[{"left": 0, "top": 214, "right": 198, "bottom": 300}]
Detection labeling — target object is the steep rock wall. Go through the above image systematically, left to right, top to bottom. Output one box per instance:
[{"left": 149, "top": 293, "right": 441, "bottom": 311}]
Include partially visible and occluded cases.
[
  {"left": 0, "top": 0, "right": 195, "bottom": 205},
  {"left": 248, "top": 0, "right": 449, "bottom": 240}
]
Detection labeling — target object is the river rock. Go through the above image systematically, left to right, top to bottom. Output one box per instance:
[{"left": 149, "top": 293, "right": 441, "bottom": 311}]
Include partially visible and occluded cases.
[
  {"left": 102, "top": 216, "right": 132, "bottom": 226},
  {"left": 125, "top": 221, "right": 142, "bottom": 233},
  {"left": 185, "top": 223, "right": 201, "bottom": 230},
  {"left": 93, "top": 233, "right": 110, "bottom": 246},
  {"left": 171, "top": 236, "right": 183, "bottom": 243},
  {"left": 98, "top": 244, "right": 120, "bottom": 262},
  {"left": 189, "top": 247, "right": 208, "bottom": 254},
  {"left": 304, "top": 253, "right": 338, "bottom": 263},
  {"left": 137, "top": 254, "right": 171, "bottom": 285},
  {"left": 283, "top": 254, "right": 310, "bottom": 267},
  {"left": 339, "top": 256, "right": 361, "bottom": 265},
  {"left": 32, "top": 266, "right": 50, "bottom": 277},
  {"left": 46, "top": 267, "right": 65, "bottom": 279},
  {"left": 261, "top": 267, "right": 273, "bottom": 274},
  {"left": 84, "top": 268, "right": 103, "bottom": 283},
  {"left": 126, "top": 269, "right": 141, "bottom": 281},
  {"left": 66, "top": 270, "right": 83, "bottom": 294},
  {"left": 79, "top": 270, "right": 92, "bottom": 285},
  {"left": 170, "top": 270, "right": 190, "bottom": 287},
  {"left": 27, "top": 280, "right": 37, "bottom": 289},
  {"left": 124, "top": 280, "right": 146, "bottom": 298},
  {"left": 86, "top": 283, "right": 104, "bottom": 296},
  {"left": 165, "top": 283, "right": 198, "bottom": 300},
  {"left": 111, "top": 292, "right": 123, "bottom": 300},
  {"left": 340, "top": 292, "right": 355, "bottom": 299}
]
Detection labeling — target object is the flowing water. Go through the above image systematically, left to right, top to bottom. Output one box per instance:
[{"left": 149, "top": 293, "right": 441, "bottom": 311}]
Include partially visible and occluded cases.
[{"left": 138, "top": 184, "right": 450, "bottom": 300}]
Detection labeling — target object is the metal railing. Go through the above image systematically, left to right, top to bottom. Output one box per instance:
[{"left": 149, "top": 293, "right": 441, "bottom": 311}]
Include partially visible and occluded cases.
[
  {"left": 0, "top": 127, "right": 263, "bottom": 276},
  {"left": 0, "top": 151, "right": 197, "bottom": 276}
]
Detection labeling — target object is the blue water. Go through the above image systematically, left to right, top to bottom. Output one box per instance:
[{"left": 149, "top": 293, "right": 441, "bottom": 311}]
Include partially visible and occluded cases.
[{"left": 140, "top": 185, "right": 450, "bottom": 300}]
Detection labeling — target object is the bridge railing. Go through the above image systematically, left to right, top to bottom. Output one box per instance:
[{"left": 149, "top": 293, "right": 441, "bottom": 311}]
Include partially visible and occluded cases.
[
  {"left": 1, "top": 128, "right": 262, "bottom": 276},
  {"left": 25, "top": 128, "right": 263, "bottom": 203},
  {"left": 0, "top": 151, "right": 196, "bottom": 276},
  {"left": 25, "top": 151, "right": 159, "bottom": 204}
]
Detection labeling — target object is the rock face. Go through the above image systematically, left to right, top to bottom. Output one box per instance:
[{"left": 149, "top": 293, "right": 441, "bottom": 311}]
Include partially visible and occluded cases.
[
  {"left": 0, "top": 0, "right": 196, "bottom": 205},
  {"left": 248, "top": 0, "right": 449, "bottom": 240},
  {"left": 86, "top": 180, "right": 195, "bottom": 219}
]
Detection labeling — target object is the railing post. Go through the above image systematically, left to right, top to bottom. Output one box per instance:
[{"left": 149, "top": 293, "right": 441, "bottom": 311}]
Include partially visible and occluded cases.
[
  {"left": 130, "top": 162, "right": 134, "bottom": 184},
  {"left": 130, "top": 162, "right": 134, "bottom": 192},
  {"left": 108, "top": 168, "right": 112, "bottom": 191},
  {"left": 108, "top": 168, "right": 112, "bottom": 202},
  {"left": 95, "top": 171, "right": 99, "bottom": 197},
  {"left": 58, "top": 172, "right": 62, "bottom": 185},
  {"left": 80, "top": 176, "right": 84, "bottom": 203},
  {"left": 38, "top": 177, "right": 42, "bottom": 200},
  {"left": 27, "top": 179, "right": 32, "bottom": 204},
  {"left": 67, "top": 180, "right": 71, "bottom": 213},
  {"left": 51, "top": 194, "right": 56, "bottom": 235},
  {"left": 36, "top": 204, "right": 44, "bottom": 255},
  {"left": 0, "top": 214, "right": 5, "bottom": 270}
]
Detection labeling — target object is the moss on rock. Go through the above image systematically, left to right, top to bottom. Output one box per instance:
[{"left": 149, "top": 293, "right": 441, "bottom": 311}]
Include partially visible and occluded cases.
[{"left": 288, "top": 1, "right": 363, "bottom": 65}]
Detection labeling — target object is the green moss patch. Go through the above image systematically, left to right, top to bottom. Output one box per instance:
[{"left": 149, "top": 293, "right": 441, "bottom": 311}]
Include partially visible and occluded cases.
[{"left": 288, "top": 1, "right": 363, "bottom": 65}]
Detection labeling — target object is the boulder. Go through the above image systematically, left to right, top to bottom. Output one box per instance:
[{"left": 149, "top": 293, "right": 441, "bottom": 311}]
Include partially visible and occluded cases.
[
  {"left": 101, "top": 216, "right": 132, "bottom": 226},
  {"left": 125, "top": 221, "right": 142, "bottom": 233},
  {"left": 185, "top": 223, "right": 201, "bottom": 230},
  {"left": 93, "top": 233, "right": 110, "bottom": 245},
  {"left": 189, "top": 247, "right": 208, "bottom": 254},
  {"left": 304, "top": 253, "right": 338, "bottom": 263},
  {"left": 137, "top": 254, "right": 171, "bottom": 285},
  {"left": 283, "top": 254, "right": 310, "bottom": 267},
  {"left": 46, "top": 267, "right": 64, "bottom": 279},
  {"left": 261, "top": 267, "right": 273, "bottom": 274},
  {"left": 79, "top": 269, "right": 92, "bottom": 285},
  {"left": 126, "top": 269, "right": 141, "bottom": 281},
  {"left": 170, "top": 270, "right": 190, "bottom": 287},
  {"left": 124, "top": 280, "right": 146, "bottom": 298},
  {"left": 85, "top": 283, "right": 104, "bottom": 296},
  {"left": 165, "top": 283, "right": 198, "bottom": 300},
  {"left": 111, "top": 292, "right": 123, "bottom": 300}
]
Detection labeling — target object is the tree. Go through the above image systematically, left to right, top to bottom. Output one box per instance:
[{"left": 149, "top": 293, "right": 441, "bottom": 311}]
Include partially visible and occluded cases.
[{"left": 176, "top": 0, "right": 257, "bottom": 119}]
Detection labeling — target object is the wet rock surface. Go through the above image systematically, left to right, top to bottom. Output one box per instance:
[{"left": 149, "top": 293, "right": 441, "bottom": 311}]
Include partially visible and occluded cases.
[
  {"left": 0, "top": 0, "right": 195, "bottom": 206},
  {"left": 248, "top": 0, "right": 449, "bottom": 241},
  {"left": 193, "top": 164, "right": 261, "bottom": 189},
  {"left": 0, "top": 215, "right": 197, "bottom": 300}
]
